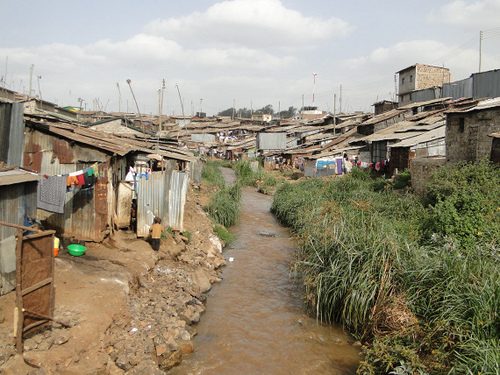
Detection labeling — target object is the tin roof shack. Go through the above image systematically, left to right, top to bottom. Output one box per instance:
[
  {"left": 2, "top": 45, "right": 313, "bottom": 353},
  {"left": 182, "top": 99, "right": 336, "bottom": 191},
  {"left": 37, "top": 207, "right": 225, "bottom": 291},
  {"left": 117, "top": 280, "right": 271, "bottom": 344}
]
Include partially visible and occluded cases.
[
  {"left": 446, "top": 98, "right": 500, "bottom": 162},
  {"left": 373, "top": 100, "right": 398, "bottom": 115},
  {"left": 86, "top": 117, "right": 144, "bottom": 137},
  {"left": 22, "top": 118, "right": 129, "bottom": 242},
  {"left": 389, "top": 126, "right": 446, "bottom": 174},
  {"left": 0, "top": 168, "right": 38, "bottom": 295}
]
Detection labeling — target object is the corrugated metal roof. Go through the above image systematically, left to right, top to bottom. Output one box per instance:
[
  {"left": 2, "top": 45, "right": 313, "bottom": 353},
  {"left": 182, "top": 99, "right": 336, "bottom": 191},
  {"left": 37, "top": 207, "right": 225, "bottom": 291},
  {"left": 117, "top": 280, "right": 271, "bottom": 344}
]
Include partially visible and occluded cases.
[
  {"left": 398, "top": 97, "right": 452, "bottom": 110},
  {"left": 359, "top": 109, "right": 405, "bottom": 126},
  {"left": 390, "top": 126, "right": 446, "bottom": 148},
  {"left": 489, "top": 132, "right": 500, "bottom": 139},
  {"left": 0, "top": 169, "right": 39, "bottom": 186}
]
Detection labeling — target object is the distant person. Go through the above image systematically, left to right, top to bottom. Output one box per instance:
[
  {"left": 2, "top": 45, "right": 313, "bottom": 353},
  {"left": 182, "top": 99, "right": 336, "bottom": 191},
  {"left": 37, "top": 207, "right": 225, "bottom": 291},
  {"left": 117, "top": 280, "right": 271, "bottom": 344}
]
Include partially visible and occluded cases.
[
  {"left": 343, "top": 153, "right": 353, "bottom": 174},
  {"left": 150, "top": 217, "right": 163, "bottom": 251}
]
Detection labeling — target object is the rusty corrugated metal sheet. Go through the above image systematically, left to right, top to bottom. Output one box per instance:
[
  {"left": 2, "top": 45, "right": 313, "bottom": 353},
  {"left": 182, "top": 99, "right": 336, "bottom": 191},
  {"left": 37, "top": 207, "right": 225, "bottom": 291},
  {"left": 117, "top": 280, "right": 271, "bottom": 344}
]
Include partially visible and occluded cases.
[
  {"left": 257, "top": 132, "right": 287, "bottom": 151},
  {"left": 190, "top": 159, "right": 203, "bottom": 184},
  {"left": 169, "top": 171, "right": 189, "bottom": 231},
  {"left": 0, "top": 181, "right": 37, "bottom": 295},
  {"left": 116, "top": 182, "right": 133, "bottom": 228}
]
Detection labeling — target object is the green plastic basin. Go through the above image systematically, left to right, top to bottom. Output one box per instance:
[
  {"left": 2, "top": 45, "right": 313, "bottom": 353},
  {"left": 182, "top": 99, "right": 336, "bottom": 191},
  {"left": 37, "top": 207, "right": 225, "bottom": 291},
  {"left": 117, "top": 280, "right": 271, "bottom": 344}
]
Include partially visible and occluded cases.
[{"left": 67, "top": 243, "right": 87, "bottom": 257}]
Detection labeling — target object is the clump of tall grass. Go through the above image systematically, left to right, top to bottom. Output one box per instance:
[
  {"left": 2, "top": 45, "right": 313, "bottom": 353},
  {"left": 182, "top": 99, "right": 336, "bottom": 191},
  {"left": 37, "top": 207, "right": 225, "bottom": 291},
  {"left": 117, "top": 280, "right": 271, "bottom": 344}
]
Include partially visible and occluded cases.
[
  {"left": 234, "top": 159, "right": 263, "bottom": 186},
  {"left": 202, "top": 160, "right": 225, "bottom": 187},
  {"left": 272, "top": 162, "right": 500, "bottom": 374},
  {"left": 205, "top": 183, "right": 241, "bottom": 227},
  {"left": 213, "top": 224, "right": 235, "bottom": 245}
]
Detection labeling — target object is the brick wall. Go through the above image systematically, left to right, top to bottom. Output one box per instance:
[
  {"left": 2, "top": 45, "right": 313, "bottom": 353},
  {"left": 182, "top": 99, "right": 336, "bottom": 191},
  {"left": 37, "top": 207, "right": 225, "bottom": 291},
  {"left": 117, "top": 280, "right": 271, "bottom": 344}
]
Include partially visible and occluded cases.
[
  {"left": 415, "top": 64, "right": 451, "bottom": 91},
  {"left": 446, "top": 108, "right": 500, "bottom": 162}
]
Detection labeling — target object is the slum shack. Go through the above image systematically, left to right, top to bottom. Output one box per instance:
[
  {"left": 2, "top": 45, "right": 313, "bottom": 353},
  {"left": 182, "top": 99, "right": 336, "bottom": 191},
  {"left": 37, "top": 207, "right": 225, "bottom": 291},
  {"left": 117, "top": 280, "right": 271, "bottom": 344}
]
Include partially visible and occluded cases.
[{"left": 0, "top": 167, "right": 39, "bottom": 295}]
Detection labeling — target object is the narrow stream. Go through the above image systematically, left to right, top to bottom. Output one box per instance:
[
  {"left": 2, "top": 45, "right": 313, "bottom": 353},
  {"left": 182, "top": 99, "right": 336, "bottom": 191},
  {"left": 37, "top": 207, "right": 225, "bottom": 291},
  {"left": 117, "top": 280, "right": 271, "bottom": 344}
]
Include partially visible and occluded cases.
[{"left": 172, "top": 169, "right": 360, "bottom": 374}]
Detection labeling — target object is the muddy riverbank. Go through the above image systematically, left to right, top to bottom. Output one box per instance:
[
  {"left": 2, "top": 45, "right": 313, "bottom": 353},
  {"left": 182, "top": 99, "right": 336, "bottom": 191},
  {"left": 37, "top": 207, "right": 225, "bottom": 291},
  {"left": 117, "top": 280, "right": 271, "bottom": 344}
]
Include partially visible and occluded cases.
[{"left": 173, "top": 169, "right": 360, "bottom": 374}]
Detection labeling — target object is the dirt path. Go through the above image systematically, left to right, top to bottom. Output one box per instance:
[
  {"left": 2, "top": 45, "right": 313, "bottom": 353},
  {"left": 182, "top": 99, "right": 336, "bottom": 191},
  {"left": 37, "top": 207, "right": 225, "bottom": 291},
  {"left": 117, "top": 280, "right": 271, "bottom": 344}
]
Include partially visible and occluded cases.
[{"left": 0, "top": 186, "right": 226, "bottom": 374}]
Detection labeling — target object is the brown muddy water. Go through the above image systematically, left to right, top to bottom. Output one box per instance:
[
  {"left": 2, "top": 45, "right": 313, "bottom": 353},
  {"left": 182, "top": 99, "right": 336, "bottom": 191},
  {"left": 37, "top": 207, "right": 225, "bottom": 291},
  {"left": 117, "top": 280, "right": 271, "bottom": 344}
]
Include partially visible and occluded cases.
[{"left": 172, "top": 170, "right": 360, "bottom": 374}]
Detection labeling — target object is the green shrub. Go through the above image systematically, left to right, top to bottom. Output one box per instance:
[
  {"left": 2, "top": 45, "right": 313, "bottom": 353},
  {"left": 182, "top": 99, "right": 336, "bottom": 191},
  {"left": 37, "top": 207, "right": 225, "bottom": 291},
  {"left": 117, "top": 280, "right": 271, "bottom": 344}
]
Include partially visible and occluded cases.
[
  {"left": 423, "top": 160, "right": 500, "bottom": 248},
  {"left": 393, "top": 169, "right": 411, "bottom": 189}
]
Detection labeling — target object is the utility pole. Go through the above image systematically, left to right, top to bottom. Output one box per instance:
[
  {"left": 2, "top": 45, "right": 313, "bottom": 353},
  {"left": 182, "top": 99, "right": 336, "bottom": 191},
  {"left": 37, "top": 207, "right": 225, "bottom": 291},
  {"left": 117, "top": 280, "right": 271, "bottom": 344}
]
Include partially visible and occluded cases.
[
  {"left": 479, "top": 30, "right": 483, "bottom": 72},
  {"left": 2, "top": 56, "right": 8, "bottom": 86},
  {"left": 28, "top": 64, "right": 34, "bottom": 97},
  {"left": 312, "top": 73, "right": 317, "bottom": 104},
  {"left": 36, "top": 75, "right": 42, "bottom": 99},
  {"left": 126, "top": 79, "right": 143, "bottom": 132},
  {"left": 116, "top": 82, "right": 122, "bottom": 112},
  {"left": 175, "top": 83, "right": 186, "bottom": 141},
  {"left": 339, "top": 84, "right": 343, "bottom": 114},
  {"left": 333, "top": 93, "right": 337, "bottom": 136},
  {"left": 301, "top": 94, "right": 304, "bottom": 110},
  {"left": 200, "top": 98, "right": 203, "bottom": 114},
  {"left": 232, "top": 98, "right": 236, "bottom": 120},
  {"left": 251, "top": 100, "right": 253, "bottom": 117},
  {"left": 278, "top": 100, "right": 281, "bottom": 119}
]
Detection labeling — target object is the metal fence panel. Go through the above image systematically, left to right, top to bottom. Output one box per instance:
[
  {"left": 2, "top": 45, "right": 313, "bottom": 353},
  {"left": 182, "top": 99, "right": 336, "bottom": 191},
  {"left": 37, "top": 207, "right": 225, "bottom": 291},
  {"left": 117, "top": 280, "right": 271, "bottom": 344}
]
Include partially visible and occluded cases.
[
  {"left": 472, "top": 69, "right": 500, "bottom": 99},
  {"left": 442, "top": 77, "right": 473, "bottom": 99},
  {"left": 257, "top": 132, "right": 287, "bottom": 150},
  {"left": 191, "top": 133, "right": 216, "bottom": 143},
  {"left": 169, "top": 171, "right": 189, "bottom": 231},
  {"left": 136, "top": 172, "right": 166, "bottom": 237}
]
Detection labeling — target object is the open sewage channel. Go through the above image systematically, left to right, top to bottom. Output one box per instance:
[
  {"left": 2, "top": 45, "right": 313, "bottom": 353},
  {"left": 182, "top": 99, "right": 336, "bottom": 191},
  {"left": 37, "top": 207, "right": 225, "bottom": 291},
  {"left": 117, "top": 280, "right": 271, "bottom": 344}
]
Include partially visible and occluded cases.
[{"left": 172, "top": 168, "right": 360, "bottom": 375}]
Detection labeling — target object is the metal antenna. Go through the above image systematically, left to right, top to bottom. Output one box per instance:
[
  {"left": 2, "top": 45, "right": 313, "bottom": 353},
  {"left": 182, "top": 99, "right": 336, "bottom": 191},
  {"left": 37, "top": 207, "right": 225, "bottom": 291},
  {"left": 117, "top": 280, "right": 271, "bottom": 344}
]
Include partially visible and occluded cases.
[
  {"left": 126, "top": 79, "right": 144, "bottom": 132},
  {"left": 175, "top": 83, "right": 186, "bottom": 141}
]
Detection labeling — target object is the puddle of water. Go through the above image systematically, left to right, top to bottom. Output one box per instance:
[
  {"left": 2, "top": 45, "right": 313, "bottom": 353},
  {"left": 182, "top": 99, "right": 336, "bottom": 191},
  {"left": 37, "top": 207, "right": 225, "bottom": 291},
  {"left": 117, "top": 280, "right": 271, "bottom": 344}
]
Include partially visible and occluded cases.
[{"left": 172, "top": 174, "right": 360, "bottom": 374}]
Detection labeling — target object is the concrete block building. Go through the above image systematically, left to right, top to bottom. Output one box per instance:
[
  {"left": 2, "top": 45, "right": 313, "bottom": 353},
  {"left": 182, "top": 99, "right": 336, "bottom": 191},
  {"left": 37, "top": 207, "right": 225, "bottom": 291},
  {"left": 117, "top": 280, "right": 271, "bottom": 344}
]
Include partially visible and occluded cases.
[{"left": 397, "top": 64, "right": 451, "bottom": 104}]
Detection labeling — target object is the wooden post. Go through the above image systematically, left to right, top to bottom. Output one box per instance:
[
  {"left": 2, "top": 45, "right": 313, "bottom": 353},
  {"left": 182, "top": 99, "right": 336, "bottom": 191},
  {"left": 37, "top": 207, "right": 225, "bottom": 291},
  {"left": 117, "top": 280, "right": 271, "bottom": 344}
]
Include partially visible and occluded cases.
[{"left": 15, "top": 228, "right": 24, "bottom": 354}]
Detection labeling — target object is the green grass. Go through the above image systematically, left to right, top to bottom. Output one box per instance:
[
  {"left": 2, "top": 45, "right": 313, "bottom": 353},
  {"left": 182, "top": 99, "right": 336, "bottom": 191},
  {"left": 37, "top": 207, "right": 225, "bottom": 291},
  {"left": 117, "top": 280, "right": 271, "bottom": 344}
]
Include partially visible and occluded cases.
[
  {"left": 202, "top": 160, "right": 225, "bottom": 187},
  {"left": 272, "top": 162, "right": 500, "bottom": 374},
  {"left": 213, "top": 224, "right": 235, "bottom": 244}
]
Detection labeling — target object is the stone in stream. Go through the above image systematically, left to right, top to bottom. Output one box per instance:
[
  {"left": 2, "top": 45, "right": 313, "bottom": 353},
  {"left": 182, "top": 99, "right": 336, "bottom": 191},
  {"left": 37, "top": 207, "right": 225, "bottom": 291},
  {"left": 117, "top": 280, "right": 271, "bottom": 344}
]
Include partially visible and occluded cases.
[{"left": 258, "top": 231, "right": 277, "bottom": 237}]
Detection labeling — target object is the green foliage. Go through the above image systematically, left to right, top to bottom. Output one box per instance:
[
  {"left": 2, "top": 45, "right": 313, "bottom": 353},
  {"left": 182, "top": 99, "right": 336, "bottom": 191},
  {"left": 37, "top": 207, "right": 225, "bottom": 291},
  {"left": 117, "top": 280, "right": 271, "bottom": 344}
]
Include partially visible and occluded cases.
[
  {"left": 202, "top": 160, "right": 225, "bottom": 187},
  {"left": 234, "top": 160, "right": 263, "bottom": 186},
  {"left": 423, "top": 160, "right": 500, "bottom": 248},
  {"left": 272, "top": 163, "right": 500, "bottom": 374},
  {"left": 393, "top": 169, "right": 411, "bottom": 189},
  {"left": 206, "top": 184, "right": 241, "bottom": 227},
  {"left": 213, "top": 224, "right": 235, "bottom": 244},
  {"left": 161, "top": 226, "right": 174, "bottom": 239},
  {"left": 181, "top": 230, "right": 192, "bottom": 243}
]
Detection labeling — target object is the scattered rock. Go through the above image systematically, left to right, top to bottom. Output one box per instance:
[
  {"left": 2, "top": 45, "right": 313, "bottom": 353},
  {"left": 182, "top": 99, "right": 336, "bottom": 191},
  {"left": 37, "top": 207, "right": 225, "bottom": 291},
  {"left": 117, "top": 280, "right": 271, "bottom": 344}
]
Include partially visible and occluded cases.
[
  {"left": 258, "top": 231, "right": 276, "bottom": 237},
  {"left": 53, "top": 331, "right": 70, "bottom": 346}
]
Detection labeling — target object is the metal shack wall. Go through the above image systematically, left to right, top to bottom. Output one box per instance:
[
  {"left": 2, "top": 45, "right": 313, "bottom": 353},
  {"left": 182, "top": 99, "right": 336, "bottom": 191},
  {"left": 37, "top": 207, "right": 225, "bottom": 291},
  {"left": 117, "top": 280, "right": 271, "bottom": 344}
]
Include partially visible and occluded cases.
[
  {"left": 472, "top": 70, "right": 500, "bottom": 99},
  {"left": 443, "top": 77, "right": 473, "bottom": 99},
  {"left": 0, "top": 102, "right": 25, "bottom": 166},
  {"left": 23, "top": 129, "right": 110, "bottom": 241},
  {"left": 191, "top": 133, "right": 216, "bottom": 143},
  {"left": 257, "top": 133, "right": 287, "bottom": 150},
  {"left": 169, "top": 171, "right": 189, "bottom": 232},
  {"left": 136, "top": 172, "right": 167, "bottom": 237},
  {"left": 0, "top": 181, "right": 37, "bottom": 295}
]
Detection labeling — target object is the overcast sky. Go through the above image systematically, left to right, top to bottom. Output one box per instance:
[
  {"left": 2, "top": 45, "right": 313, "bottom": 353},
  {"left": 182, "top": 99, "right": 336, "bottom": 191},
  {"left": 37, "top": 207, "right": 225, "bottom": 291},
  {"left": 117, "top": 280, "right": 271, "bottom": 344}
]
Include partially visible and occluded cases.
[{"left": 1, "top": 0, "right": 499, "bottom": 115}]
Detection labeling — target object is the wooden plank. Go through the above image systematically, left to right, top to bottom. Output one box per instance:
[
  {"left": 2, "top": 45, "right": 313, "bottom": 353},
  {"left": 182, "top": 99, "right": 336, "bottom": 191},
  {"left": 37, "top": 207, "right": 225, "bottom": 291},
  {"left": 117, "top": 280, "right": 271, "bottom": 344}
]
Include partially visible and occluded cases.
[
  {"left": 0, "top": 220, "right": 42, "bottom": 233},
  {"left": 15, "top": 229, "right": 23, "bottom": 354},
  {"left": 23, "top": 230, "right": 56, "bottom": 241},
  {"left": 21, "top": 277, "right": 52, "bottom": 296},
  {"left": 22, "top": 320, "right": 49, "bottom": 333}
]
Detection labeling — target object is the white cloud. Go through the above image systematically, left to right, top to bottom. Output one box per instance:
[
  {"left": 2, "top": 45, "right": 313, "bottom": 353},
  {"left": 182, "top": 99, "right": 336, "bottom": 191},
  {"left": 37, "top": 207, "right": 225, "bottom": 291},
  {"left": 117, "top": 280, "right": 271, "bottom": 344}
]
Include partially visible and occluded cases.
[
  {"left": 146, "top": 0, "right": 352, "bottom": 48},
  {"left": 428, "top": 0, "right": 500, "bottom": 29}
]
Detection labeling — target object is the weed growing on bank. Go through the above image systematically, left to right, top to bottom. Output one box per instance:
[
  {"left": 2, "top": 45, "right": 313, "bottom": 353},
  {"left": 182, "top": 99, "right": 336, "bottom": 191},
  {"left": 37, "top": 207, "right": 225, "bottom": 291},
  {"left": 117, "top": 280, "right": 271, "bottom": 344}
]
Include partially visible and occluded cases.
[
  {"left": 202, "top": 160, "right": 225, "bottom": 187},
  {"left": 202, "top": 161, "right": 242, "bottom": 232},
  {"left": 271, "top": 163, "right": 500, "bottom": 374},
  {"left": 213, "top": 224, "right": 235, "bottom": 245}
]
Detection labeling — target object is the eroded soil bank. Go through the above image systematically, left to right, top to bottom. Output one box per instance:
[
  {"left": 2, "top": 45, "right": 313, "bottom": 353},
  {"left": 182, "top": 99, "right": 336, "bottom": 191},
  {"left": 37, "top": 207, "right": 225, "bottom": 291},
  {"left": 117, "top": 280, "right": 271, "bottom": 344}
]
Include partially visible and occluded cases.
[{"left": 0, "top": 185, "right": 225, "bottom": 374}]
